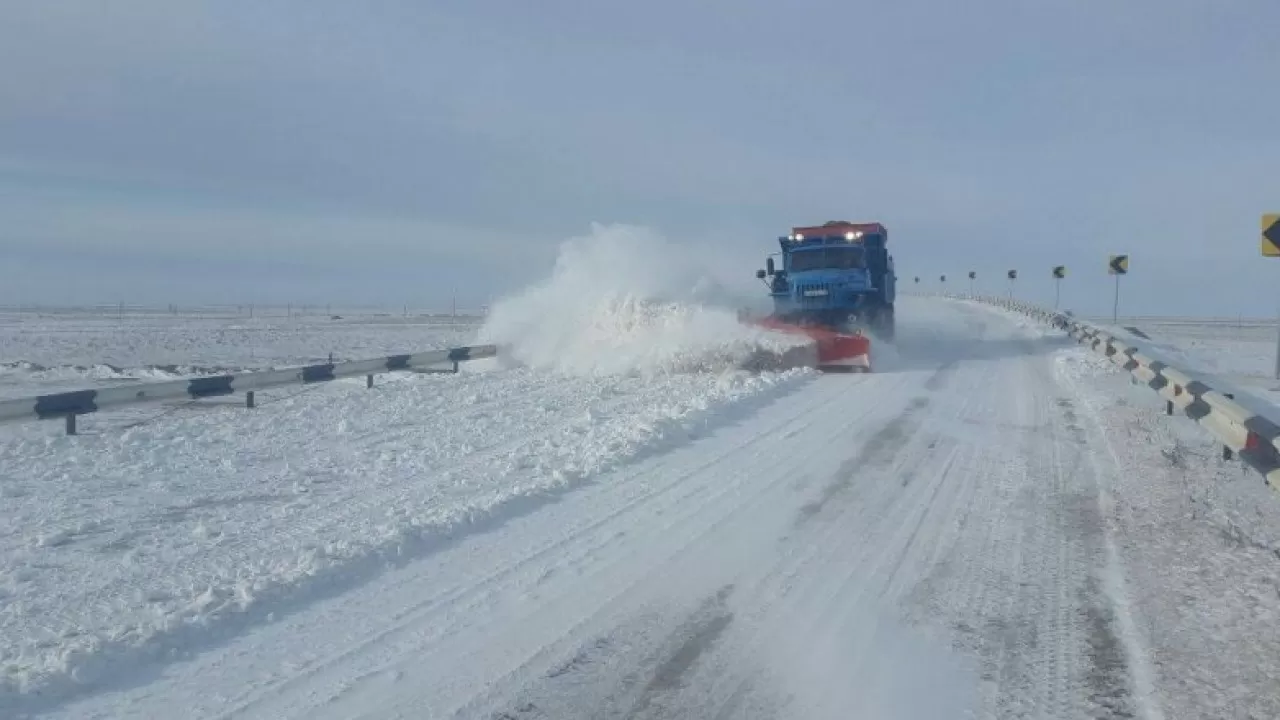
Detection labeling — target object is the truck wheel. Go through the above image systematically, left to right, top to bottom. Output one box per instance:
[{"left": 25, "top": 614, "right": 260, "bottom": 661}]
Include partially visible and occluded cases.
[{"left": 875, "top": 305, "right": 895, "bottom": 340}]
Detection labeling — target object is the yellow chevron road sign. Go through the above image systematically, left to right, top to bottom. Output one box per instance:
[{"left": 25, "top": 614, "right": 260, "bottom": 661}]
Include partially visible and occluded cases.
[
  {"left": 1263, "top": 214, "right": 1280, "bottom": 257},
  {"left": 1108, "top": 254, "right": 1129, "bottom": 275}
]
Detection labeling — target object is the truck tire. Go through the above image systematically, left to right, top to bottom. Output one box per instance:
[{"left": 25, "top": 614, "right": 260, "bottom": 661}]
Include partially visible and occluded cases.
[{"left": 873, "top": 304, "right": 895, "bottom": 340}]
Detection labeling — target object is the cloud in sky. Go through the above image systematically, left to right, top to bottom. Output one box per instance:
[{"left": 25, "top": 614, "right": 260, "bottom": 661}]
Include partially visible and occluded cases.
[{"left": 1, "top": 0, "right": 1276, "bottom": 316}]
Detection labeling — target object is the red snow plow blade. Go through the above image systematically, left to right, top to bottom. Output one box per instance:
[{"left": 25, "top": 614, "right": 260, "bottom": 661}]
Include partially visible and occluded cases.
[{"left": 748, "top": 317, "right": 873, "bottom": 373}]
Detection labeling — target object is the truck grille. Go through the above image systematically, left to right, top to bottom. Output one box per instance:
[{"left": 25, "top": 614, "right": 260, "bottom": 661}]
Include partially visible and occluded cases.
[{"left": 796, "top": 283, "right": 835, "bottom": 304}]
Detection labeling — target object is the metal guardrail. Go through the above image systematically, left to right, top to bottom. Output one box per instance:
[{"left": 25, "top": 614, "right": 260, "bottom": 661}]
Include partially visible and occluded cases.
[
  {"left": 926, "top": 292, "right": 1280, "bottom": 490},
  {"left": 0, "top": 344, "right": 498, "bottom": 434}
]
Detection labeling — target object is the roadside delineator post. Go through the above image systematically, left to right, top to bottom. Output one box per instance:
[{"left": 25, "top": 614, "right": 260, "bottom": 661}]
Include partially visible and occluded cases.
[
  {"left": 1263, "top": 214, "right": 1280, "bottom": 379},
  {"left": 1222, "top": 392, "right": 1236, "bottom": 461}
]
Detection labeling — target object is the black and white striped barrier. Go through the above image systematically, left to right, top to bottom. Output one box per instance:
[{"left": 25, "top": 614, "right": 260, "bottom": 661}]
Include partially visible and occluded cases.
[
  {"left": 924, "top": 292, "right": 1280, "bottom": 489},
  {"left": 0, "top": 344, "right": 498, "bottom": 435}
]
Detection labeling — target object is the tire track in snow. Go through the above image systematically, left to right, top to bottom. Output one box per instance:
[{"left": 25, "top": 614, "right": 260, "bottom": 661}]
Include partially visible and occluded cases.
[
  {"left": 878, "top": 327, "right": 1145, "bottom": 720},
  {"left": 578, "top": 332, "right": 1099, "bottom": 719},
  {"left": 1057, "top": 364, "right": 1167, "bottom": 720},
  {"left": 181, "top": 374, "right": 905, "bottom": 720},
  {"left": 444, "top": 376, "right": 936, "bottom": 720},
  {"left": 458, "top": 377, "right": 918, "bottom": 717},
  {"left": 694, "top": 389, "right": 976, "bottom": 718},
  {"left": 794, "top": 395, "right": 930, "bottom": 525}
]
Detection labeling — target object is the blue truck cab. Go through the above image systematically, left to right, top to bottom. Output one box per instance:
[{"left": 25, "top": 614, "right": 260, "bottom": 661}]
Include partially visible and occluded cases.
[{"left": 755, "top": 221, "right": 896, "bottom": 338}]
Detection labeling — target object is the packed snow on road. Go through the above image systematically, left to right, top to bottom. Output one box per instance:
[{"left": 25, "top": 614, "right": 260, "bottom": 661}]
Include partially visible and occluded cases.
[{"left": 1, "top": 228, "right": 1278, "bottom": 720}]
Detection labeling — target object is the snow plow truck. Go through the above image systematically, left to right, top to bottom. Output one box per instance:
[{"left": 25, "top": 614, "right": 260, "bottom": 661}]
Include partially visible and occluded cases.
[{"left": 751, "top": 221, "right": 896, "bottom": 372}]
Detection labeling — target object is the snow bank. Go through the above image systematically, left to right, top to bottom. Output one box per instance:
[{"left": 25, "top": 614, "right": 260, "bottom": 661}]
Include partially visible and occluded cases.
[{"left": 477, "top": 224, "right": 809, "bottom": 376}]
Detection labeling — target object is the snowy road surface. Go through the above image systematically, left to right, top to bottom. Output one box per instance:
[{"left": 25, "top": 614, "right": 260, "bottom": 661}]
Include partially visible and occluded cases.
[{"left": 17, "top": 298, "right": 1188, "bottom": 720}]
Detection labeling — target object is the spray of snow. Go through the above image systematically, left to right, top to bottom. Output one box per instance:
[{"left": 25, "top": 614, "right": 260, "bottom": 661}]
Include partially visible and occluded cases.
[{"left": 477, "top": 224, "right": 808, "bottom": 376}]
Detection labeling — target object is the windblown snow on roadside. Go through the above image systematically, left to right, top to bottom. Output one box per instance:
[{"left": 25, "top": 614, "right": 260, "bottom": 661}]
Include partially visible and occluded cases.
[{"left": 476, "top": 224, "right": 809, "bottom": 376}]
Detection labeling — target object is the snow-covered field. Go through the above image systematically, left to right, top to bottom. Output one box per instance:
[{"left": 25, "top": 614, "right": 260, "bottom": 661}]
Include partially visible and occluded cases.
[
  {"left": 2, "top": 229, "right": 1279, "bottom": 719},
  {"left": 0, "top": 309, "right": 482, "bottom": 400},
  {"left": 1097, "top": 316, "right": 1280, "bottom": 410}
]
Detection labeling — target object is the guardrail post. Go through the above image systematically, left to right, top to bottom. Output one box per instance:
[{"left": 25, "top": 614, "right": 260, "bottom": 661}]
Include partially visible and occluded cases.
[
  {"left": 453, "top": 361, "right": 459, "bottom": 373},
  {"left": 367, "top": 374, "right": 374, "bottom": 389},
  {"left": 246, "top": 391, "right": 256, "bottom": 409},
  {"left": 1221, "top": 393, "right": 1236, "bottom": 460},
  {"left": 65, "top": 414, "right": 77, "bottom": 436}
]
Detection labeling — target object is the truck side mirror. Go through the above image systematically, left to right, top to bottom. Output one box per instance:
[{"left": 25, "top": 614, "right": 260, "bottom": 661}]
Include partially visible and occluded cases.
[
  {"left": 766, "top": 258, "right": 775, "bottom": 275},
  {"left": 756, "top": 269, "right": 767, "bottom": 279}
]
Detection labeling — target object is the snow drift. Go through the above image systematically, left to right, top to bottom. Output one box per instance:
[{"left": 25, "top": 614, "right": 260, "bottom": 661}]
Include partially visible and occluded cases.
[{"left": 477, "top": 224, "right": 813, "bottom": 376}]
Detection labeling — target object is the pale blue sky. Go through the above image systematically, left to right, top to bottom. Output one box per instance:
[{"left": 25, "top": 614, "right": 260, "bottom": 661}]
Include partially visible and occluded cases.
[{"left": 1, "top": 0, "right": 1276, "bottom": 316}]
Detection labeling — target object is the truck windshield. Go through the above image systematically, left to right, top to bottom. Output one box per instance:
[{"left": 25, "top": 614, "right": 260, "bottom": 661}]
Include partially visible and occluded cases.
[{"left": 788, "top": 247, "right": 865, "bottom": 272}]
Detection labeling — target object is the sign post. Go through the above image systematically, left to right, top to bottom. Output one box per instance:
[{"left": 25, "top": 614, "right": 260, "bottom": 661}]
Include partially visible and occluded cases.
[
  {"left": 1263, "top": 214, "right": 1280, "bottom": 378},
  {"left": 1108, "top": 254, "right": 1129, "bottom": 324},
  {"left": 1052, "top": 265, "right": 1066, "bottom": 310},
  {"left": 1006, "top": 269, "right": 1017, "bottom": 300},
  {"left": 968, "top": 271, "right": 976, "bottom": 296}
]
